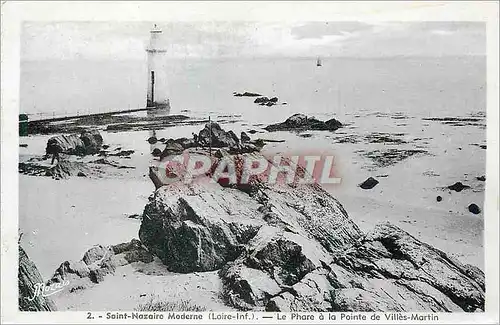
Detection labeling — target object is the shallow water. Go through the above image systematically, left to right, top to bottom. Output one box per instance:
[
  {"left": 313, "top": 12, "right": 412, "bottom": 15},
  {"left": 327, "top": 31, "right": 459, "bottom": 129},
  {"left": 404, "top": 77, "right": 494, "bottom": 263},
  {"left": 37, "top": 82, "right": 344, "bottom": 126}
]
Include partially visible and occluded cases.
[{"left": 21, "top": 56, "right": 486, "bottom": 123}]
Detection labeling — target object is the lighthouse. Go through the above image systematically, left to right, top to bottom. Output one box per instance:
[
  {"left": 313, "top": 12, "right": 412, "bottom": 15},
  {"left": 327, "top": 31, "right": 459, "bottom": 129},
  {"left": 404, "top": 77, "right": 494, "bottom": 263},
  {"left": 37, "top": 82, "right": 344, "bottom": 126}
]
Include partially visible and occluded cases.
[{"left": 146, "top": 24, "right": 170, "bottom": 111}]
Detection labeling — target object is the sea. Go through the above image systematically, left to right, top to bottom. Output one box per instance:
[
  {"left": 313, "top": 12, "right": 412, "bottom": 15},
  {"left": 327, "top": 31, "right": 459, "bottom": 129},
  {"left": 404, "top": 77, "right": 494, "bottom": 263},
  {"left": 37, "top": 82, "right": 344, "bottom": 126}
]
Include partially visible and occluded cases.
[{"left": 20, "top": 56, "right": 486, "bottom": 124}]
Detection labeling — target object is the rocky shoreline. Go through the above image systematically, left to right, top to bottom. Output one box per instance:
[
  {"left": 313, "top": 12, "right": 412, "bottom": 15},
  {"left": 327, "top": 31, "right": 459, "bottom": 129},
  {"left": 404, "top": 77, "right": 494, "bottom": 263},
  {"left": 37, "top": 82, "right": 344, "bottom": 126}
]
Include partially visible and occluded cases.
[{"left": 19, "top": 121, "right": 486, "bottom": 312}]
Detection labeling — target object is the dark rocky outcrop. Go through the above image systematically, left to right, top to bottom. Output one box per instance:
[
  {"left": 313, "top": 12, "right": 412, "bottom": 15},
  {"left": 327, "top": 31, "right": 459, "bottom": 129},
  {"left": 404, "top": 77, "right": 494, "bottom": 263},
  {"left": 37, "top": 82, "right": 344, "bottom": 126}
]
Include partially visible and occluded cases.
[
  {"left": 233, "top": 91, "right": 262, "bottom": 97},
  {"left": 254, "top": 97, "right": 279, "bottom": 106},
  {"left": 265, "top": 114, "right": 342, "bottom": 132},
  {"left": 153, "top": 123, "right": 263, "bottom": 162},
  {"left": 198, "top": 123, "right": 240, "bottom": 148},
  {"left": 46, "top": 130, "right": 103, "bottom": 156},
  {"left": 80, "top": 130, "right": 103, "bottom": 154},
  {"left": 140, "top": 135, "right": 485, "bottom": 312},
  {"left": 151, "top": 148, "right": 162, "bottom": 157},
  {"left": 476, "top": 175, "right": 486, "bottom": 182},
  {"left": 359, "top": 177, "right": 379, "bottom": 190},
  {"left": 448, "top": 182, "right": 470, "bottom": 192},
  {"left": 19, "top": 246, "right": 57, "bottom": 311}
]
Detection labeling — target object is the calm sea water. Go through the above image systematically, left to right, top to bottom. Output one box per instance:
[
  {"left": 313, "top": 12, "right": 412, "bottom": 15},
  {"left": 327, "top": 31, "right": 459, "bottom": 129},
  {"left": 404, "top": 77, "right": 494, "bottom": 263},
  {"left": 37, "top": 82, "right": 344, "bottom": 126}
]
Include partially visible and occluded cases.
[{"left": 21, "top": 56, "right": 486, "bottom": 124}]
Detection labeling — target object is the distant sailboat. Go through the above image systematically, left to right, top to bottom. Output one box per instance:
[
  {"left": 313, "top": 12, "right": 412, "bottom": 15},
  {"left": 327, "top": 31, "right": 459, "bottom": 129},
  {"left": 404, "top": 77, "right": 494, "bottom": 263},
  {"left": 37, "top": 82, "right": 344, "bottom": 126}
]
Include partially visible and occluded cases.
[{"left": 316, "top": 57, "right": 322, "bottom": 67}]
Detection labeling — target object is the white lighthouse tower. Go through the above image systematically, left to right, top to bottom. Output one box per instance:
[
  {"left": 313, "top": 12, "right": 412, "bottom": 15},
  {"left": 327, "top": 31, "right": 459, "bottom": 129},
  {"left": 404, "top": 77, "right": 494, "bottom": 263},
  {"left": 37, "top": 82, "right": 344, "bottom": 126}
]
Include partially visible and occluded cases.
[{"left": 146, "top": 24, "right": 170, "bottom": 111}]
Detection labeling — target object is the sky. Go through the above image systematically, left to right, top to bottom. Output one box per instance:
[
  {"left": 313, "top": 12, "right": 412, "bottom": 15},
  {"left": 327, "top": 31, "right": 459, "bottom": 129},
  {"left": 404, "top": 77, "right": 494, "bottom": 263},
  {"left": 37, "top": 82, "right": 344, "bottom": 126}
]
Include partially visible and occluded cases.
[{"left": 21, "top": 21, "right": 486, "bottom": 60}]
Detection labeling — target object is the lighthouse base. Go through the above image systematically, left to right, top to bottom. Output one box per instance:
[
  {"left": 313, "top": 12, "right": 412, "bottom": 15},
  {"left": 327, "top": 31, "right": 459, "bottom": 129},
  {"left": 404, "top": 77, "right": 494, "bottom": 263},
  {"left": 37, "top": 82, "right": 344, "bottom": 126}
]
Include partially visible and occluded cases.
[
  {"left": 146, "top": 99, "right": 171, "bottom": 117},
  {"left": 147, "top": 99, "right": 171, "bottom": 112}
]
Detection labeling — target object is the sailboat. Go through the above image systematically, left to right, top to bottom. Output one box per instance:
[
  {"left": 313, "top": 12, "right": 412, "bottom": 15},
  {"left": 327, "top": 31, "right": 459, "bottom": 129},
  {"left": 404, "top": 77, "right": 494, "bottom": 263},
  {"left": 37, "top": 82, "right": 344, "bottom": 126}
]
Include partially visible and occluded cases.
[{"left": 316, "top": 57, "right": 322, "bottom": 67}]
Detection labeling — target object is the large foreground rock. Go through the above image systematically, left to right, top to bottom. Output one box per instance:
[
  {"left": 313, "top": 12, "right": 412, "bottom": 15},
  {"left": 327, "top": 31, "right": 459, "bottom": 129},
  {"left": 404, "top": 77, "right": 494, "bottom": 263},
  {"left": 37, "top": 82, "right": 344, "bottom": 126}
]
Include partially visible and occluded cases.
[
  {"left": 265, "top": 114, "right": 342, "bottom": 132},
  {"left": 141, "top": 153, "right": 484, "bottom": 312},
  {"left": 140, "top": 179, "right": 362, "bottom": 273},
  {"left": 19, "top": 246, "right": 57, "bottom": 311}
]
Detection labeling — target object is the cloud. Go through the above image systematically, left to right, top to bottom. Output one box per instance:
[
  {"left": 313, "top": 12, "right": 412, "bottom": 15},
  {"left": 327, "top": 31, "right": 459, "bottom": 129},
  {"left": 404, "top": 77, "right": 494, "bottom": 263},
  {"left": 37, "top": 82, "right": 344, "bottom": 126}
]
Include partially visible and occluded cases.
[
  {"left": 21, "top": 21, "right": 485, "bottom": 60},
  {"left": 291, "top": 21, "right": 373, "bottom": 40}
]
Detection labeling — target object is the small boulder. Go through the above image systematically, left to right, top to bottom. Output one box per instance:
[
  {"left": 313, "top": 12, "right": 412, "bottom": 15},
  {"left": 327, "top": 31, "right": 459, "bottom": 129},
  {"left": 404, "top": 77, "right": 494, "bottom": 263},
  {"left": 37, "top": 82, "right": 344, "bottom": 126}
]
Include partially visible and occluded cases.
[
  {"left": 265, "top": 114, "right": 342, "bottom": 132},
  {"left": 147, "top": 136, "right": 158, "bottom": 144},
  {"left": 77, "top": 172, "right": 87, "bottom": 177},
  {"left": 476, "top": 175, "right": 486, "bottom": 182},
  {"left": 359, "top": 177, "right": 379, "bottom": 190},
  {"left": 436, "top": 196, "right": 443, "bottom": 202},
  {"left": 468, "top": 203, "right": 481, "bottom": 215}
]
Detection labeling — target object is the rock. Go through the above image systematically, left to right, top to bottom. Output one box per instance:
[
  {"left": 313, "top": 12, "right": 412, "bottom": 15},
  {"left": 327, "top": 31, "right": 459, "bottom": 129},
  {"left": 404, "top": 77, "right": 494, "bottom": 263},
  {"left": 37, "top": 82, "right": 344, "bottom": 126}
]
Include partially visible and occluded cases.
[
  {"left": 254, "top": 97, "right": 269, "bottom": 104},
  {"left": 269, "top": 97, "right": 278, "bottom": 103},
  {"left": 265, "top": 102, "right": 275, "bottom": 107},
  {"left": 265, "top": 114, "right": 342, "bottom": 132},
  {"left": 324, "top": 118, "right": 343, "bottom": 131},
  {"left": 197, "top": 122, "right": 240, "bottom": 148},
  {"left": 46, "top": 130, "right": 103, "bottom": 156},
  {"left": 80, "top": 130, "right": 103, "bottom": 154},
  {"left": 248, "top": 130, "right": 258, "bottom": 134},
  {"left": 240, "top": 132, "right": 251, "bottom": 143},
  {"left": 46, "top": 134, "right": 86, "bottom": 156},
  {"left": 147, "top": 136, "right": 158, "bottom": 144},
  {"left": 174, "top": 137, "right": 197, "bottom": 149},
  {"left": 159, "top": 140, "right": 185, "bottom": 160},
  {"left": 20, "top": 144, "right": 28, "bottom": 148},
  {"left": 102, "top": 144, "right": 110, "bottom": 150},
  {"left": 151, "top": 148, "right": 162, "bottom": 157},
  {"left": 109, "top": 150, "right": 135, "bottom": 157},
  {"left": 77, "top": 172, "right": 87, "bottom": 177},
  {"left": 476, "top": 175, "right": 486, "bottom": 182},
  {"left": 359, "top": 177, "right": 379, "bottom": 190},
  {"left": 140, "top": 178, "right": 361, "bottom": 273},
  {"left": 448, "top": 182, "right": 470, "bottom": 192},
  {"left": 436, "top": 195, "right": 443, "bottom": 202},
  {"left": 468, "top": 203, "right": 481, "bottom": 215},
  {"left": 324, "top": 223, "right": 485, "bottom": 312},
  {"left": 49, "top": 239, "right": 153, "bottom": 288},
  {"left": 112, "top": 239, "right": 143, "bottom": 254},
  {"left": 82, "top": 245, "right": 112, "bottom": 265},
  {"left": 19, "top": 246, "right": 57, "bottom": 311}
]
